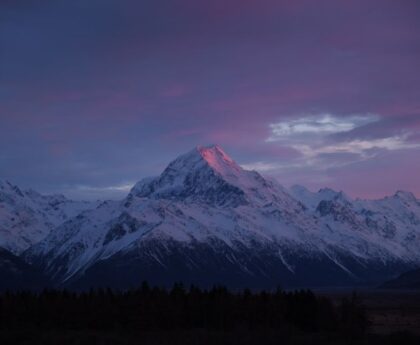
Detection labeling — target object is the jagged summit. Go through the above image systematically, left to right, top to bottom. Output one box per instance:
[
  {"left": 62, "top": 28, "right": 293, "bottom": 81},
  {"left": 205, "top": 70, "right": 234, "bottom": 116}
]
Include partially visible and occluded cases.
[
  {"left": 167, "top": 144, "right": 242, "bottom": 180},
  {"left": 196, "top": 144, "right": 240, "bottom": 173},
  {"left": 128, "top": 145, "right": 247, "bottom": 206},
  {"left": 129, "top": 145, "right": 294, "bottom": 207},
  {"left": 0, "top": 179, "right": 24, "bottom": 196},
  {"left": 0, "top": 179, "right": 10, "bottom": 188},
  {"left": 0, "top": 180, "right": 98, "bottom": 254},
  {"left": 289, "top": 185, "right": 351, "bottom": 211},
  {"left": 317, "top": 188, "right": 350, "bottom": 202},
  {"left": 393, "top": 190, "right": 417, "bottom": 203}
]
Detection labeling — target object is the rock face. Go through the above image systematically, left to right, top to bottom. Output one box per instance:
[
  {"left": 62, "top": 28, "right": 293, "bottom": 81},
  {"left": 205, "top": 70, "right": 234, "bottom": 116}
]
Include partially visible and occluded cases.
[{"left": 2, "top": 145, "right": 420, "bottom": 289}]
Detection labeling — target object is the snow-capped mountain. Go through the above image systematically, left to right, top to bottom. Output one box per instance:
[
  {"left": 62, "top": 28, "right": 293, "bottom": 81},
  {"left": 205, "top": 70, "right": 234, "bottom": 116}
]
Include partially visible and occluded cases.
[
  {"left": 22, "top": 145, "right": 420, "bottom": 289},
  {"left": 130, "top": 145, "right": 296, "bottom": 208},
  {"left": 0, "top": 180, "right": 98, "bottom": 254},
  {"left": 289, "top": 185, "right": 420, "bottom": 261}
]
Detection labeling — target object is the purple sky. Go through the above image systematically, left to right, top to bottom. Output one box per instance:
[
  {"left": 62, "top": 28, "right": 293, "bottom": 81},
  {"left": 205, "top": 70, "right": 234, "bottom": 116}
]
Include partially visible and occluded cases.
[{"left": 1, "top": 0, "right": 420, "bottom": 200}]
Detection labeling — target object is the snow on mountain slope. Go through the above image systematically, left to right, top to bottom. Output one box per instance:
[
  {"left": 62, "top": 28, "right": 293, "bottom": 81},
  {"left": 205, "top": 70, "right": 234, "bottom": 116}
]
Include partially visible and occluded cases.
[
  {"left": 130, "top": 145, "right": 299, "bottom": 208},
  {"left": 25, "top": 146, "right": 420, "bottom": 287},
  {"left": 26, "top": 146, "right": 319, "bottom": 282},
  {"left": 0, "top": 180, "right": 98, "bottom": 254},
  {"left": 290, "top": 185, "right": 420, "bottom": 261},
  {"left": 290, "top": 185, "right": 351, "bottom": 210},
  {"left": 353, "top": 192, "right": 420, "bottom": 254}
]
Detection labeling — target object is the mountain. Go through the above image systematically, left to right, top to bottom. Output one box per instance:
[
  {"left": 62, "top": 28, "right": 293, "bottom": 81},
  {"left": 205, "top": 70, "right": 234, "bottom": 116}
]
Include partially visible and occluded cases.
[
  {"left": 22, "top": 145, "right": 420, "bottom": 289},
  {"left": 0, "top": 180, "right": 98, "bottom": 254},
  {"left": 290, "top": 185, "right": 420, "bottom": 259},
  {"left": 0, "top": 248, "right": 48, "bottom": 291},
  {"left": 381, "top": 267, "right": 420, "bottom": 289}
]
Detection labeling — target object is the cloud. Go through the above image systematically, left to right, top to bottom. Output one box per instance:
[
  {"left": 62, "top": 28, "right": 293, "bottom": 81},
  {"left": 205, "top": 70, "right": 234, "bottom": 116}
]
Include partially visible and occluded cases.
[
  {"left": 262, "top": 114, "right": 420, "bottom": 173},
  {"left": 266, "top": 114, "right": 378, "bottom": 141},
  {"left": 293, "top": 135, "right": 420, "bottom": 159},
  {"left": 240, "top": 162, "right": 279, "bottom": 172},
  {"left": 60, "top": 183, "right": 134, "bottom": 200},
  {"left": 74, "top": 183, "right": 134, "bottom": 192}
]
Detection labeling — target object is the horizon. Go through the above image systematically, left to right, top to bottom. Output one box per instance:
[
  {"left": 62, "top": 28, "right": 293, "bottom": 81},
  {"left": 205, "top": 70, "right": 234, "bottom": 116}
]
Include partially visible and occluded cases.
[{"left": 1, "top": 1, "right": 420, "bottom": 200}]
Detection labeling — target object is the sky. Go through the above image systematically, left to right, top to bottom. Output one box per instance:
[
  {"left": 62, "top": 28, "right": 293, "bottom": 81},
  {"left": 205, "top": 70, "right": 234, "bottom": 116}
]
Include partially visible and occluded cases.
[{"left": 1, "top": 0, "right": 420, "bottom": 200}]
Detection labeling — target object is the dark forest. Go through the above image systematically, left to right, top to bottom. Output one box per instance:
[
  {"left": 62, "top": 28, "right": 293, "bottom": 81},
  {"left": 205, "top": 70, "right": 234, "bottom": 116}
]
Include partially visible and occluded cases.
[{"left": 0, "top": 284, "right": 418, "bottom": 345}]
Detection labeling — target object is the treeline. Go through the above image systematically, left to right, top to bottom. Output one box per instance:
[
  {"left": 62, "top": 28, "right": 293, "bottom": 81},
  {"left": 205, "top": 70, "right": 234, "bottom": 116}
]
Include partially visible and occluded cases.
[{"left": 0, "top": 283, "right": 367, "bottom": 335}]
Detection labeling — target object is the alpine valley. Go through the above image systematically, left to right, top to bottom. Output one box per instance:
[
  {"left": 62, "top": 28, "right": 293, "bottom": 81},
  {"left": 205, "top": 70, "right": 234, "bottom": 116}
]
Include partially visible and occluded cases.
[{"left": 1, "top": 145, "right": 420, "bottom": 290}]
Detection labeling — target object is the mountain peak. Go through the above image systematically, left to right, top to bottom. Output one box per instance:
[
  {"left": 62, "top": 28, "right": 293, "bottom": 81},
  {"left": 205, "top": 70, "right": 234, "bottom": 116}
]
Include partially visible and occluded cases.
[
  {"left": 129, "top": 144, "right": 249, "bottom": 206},
  {"left": 197, "top": 144, "right": 233, "bottom": 162},
  {"left": 129, "top": 145, "right": 291, "bottom": 207},
  {"left": 157, "top": 145, "right": 243, "bottom": 185},
  {"left": 195, "top": 145, "right": 241, "bottom": 176},
  {"left": 0, "top": 179, "right": 25, "bottom": 197},
  {"left": 0, "top": 179, "right": 13, "bottom": 190},
  {"left": 318, "top": 187, "right": 338, "bottom": 195},
  {"left": 393, "top": 190, "right": 417, "bottom": 202}
]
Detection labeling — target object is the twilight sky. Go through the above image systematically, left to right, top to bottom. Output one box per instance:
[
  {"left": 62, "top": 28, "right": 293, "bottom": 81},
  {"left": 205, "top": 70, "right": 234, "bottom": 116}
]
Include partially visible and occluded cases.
[{"left": 1, "top": 0, "right": 420, "bottom": 200}]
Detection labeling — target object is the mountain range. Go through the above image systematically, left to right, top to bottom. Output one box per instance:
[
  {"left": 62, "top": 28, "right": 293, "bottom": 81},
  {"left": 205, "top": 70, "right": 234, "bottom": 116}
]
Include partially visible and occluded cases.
[{"left": 1, "top": 145, "right": 419, "bottom": 290}]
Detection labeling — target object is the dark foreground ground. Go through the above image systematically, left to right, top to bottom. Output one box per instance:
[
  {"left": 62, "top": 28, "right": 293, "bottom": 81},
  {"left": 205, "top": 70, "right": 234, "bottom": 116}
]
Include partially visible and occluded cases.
[
  {"left": 0, "top": 285, "right": 419, "bottom": 345},
  {"left": 316, "top": 288, "right": 420, "bottom": 337},
  {"left": 2, "top": 329, "right": 420, "bottom": 345}
]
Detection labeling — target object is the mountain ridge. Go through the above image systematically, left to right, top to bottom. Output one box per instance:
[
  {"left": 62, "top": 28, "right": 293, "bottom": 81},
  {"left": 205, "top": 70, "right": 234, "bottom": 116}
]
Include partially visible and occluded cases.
[
  {"left": 1, "top": 145, "right": 420, "bottom": 289},
  {"left": 0, "top": 179, "right": 98, "bottom": 254}
]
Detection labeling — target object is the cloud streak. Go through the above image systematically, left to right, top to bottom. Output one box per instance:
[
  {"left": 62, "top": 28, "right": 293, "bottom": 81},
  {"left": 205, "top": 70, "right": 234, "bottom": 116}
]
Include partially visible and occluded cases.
[
  {"left": 252, "top": 114, "right": 420, "bottom": 185},
  {"left": 267, "top": 114, "right": 378, "bottom": 141},
  {"left": 293, "top": 135, "right": 420, "bottom": 159}
]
